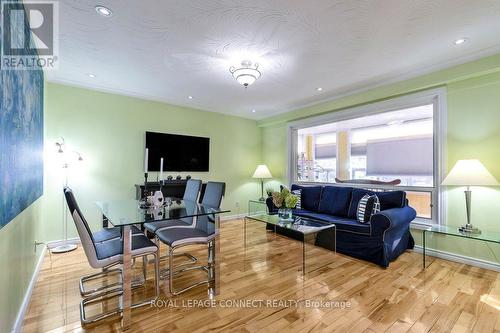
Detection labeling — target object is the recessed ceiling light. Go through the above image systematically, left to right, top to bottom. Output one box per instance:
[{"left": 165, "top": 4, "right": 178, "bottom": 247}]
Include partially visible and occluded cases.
[
  {"left": 95, "top": 5, "right": 112, "bottom": 17},
  {"left": 454, "top": 38, "right": 467, "bottom": 45},
  {"left": 87, "top": 73, "right": 96, "bottom": 78},
  {"left": 316, "top": 87, "right": 323, "bottom": 92},
  {"left": 188, "top": 96, "right": 193, "bottom": 99},
  {"left": 252, "top": 109, "right": 256, "bottom": 113}
]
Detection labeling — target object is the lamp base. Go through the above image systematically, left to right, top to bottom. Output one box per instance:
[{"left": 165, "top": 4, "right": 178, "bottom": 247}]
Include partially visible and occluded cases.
[
  {"left": 258, "top": 197, "right": 265, "bottom": 202},
  {"left": 458, "top": 225, "right": 481, "bottom": 235},
  {"left": 50, "top": 243, "right": 78, "bottom": 253}
]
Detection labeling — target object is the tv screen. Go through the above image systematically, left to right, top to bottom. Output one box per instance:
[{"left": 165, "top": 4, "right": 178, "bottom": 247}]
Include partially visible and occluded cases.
[{"left": 146, "top": 131, "right": 210, "bottom": 172}]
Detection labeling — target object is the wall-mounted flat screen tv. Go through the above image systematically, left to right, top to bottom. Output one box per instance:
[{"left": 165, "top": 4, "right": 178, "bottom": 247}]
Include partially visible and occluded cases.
[{"left": 146, "top": 131, "right": 210, "bottom": 171}]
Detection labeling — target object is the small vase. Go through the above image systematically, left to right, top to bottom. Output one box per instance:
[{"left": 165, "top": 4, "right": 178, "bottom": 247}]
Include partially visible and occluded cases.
[{"left": 278, "top": 208, "right": 292, "bottom": 221}]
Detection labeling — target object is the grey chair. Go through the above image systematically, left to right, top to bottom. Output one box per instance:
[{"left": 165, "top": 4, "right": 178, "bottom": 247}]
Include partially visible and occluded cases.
[
  {"left": 144, "top": 179, "right": 202, "bottom": 234},
  {"left": 155, "top": 181, "right": 225, "bottom": 295},
  {"left": 64, "top": 187, "right": 160, "bottom": 324}
]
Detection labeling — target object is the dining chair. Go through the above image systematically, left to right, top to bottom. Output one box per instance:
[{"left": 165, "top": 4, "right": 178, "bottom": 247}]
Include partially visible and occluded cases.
[
  {"left": 144, "top": 179, "right": 202, "bottom": 234},
  {"left": 155, "top": 181, "right": 225, "bottom": 295},
  {"left": 64, "top": 187, "right": 160, "bottom": 324}
]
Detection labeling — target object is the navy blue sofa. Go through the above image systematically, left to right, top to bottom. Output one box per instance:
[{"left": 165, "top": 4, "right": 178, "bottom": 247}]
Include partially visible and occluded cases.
[{"left": 266, "top": 184, "right": 416, "bottom": 268}]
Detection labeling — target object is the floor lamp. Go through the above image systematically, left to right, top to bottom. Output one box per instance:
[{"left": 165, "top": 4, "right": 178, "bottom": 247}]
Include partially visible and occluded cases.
[{"left": 51, "top": 138, "right": 83, "bottom": 253}]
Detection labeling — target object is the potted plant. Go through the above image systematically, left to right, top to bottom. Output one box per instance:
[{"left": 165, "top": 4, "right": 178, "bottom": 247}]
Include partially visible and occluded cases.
[{"left": 272, "top": 188, "right": 299, "bottom": 221}]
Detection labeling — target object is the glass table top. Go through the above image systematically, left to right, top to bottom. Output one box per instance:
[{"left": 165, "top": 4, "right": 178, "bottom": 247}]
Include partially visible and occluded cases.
[
  {"left": 96, "top": 198, "right": 229, "bottom": 227},
  {"left": 246, "top": 213, "right": 335, "bottom": 235},
  {"left": 424, "top": 225, "right": 500, "bottom": 244}
]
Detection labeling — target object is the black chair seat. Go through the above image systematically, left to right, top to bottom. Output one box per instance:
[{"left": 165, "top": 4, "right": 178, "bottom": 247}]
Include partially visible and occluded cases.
[
  {"left": 93, "top": 226, "right": 143, "bottom": 243},
  {"left": 156, "top": 228, "right": 215, "bottom": 248},
  {"left": 95, "top": 234, "right": 157, "bottom": 260}
]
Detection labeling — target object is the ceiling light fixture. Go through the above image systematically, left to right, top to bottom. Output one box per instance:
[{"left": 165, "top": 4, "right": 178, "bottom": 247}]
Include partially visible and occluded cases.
[
  {"left": 95, "top": 5, "right": 112, "bottom": 17},
  {"left": 454, "top": 38, "right": 467, "bottom": 45},
  {"left": 229, "top": 60, "right": 261, "bottom": 88},
  {"left": 87, "top": 73, "right": 96, "bottom": 78},
  {"left": 316, "top": 87, "right": 323, "bottom": 91},
  {"left": 188, "top": 95, "right": 193, "bottom": 99},
  {"left": 252, "top": 109, "right": 256, "bottom": 113}
]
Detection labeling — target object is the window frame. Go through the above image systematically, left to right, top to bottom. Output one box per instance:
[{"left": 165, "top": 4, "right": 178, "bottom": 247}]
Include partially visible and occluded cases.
[{"left": 286, "top": 88, "right": 447, "bottom": 226}]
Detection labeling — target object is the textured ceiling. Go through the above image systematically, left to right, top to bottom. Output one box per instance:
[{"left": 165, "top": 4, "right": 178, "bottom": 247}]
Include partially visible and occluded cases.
[{"left": 46, "top": 0, "right": 500, "bottom": 119}]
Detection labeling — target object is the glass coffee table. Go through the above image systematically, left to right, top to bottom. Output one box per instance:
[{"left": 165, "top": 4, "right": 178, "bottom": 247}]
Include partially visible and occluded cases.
[{"left": 244, "top": 212, "right": 336, "bottom": 276}]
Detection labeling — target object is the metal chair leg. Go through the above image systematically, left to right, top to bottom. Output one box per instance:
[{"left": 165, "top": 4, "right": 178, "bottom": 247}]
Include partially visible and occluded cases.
[
  {"left": 167, "top": 243, "right": 214, "bottom": 296},
  {"left": 80, "top": 251, "right": 161, "bottom": 325},
  {"left": 142, "top": 255, "right": 147, "bottom": 281},
  {"left": 79, "top": 268, "right": 122, "bottom": 297}
]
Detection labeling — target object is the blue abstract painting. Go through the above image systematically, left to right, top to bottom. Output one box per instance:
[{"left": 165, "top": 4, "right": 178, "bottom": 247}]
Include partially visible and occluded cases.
[{"left": 0, "top": 2, "right": 44, "bottom": 229}]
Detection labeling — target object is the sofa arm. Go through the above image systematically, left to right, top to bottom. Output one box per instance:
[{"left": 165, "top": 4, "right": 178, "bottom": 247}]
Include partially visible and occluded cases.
[{"left": 370, "top": 206, "right": 416, "bottom": 236}]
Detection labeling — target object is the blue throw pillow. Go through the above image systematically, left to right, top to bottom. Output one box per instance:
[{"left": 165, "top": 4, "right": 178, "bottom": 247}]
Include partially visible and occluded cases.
[
  {"left": 317, "top": 186, "right": 352, "bottom": 217},
  {"left": 348, "top": 188, "right": 376, "bottom": 218}
]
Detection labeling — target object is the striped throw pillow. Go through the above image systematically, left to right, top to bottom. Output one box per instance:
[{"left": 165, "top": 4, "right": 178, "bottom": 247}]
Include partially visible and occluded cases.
[
  {"left": 292, "top": 189, "right": 302, "bottom": 209},
  {"left": 357, "top": 194, "right": 380, "bottom": 223}
]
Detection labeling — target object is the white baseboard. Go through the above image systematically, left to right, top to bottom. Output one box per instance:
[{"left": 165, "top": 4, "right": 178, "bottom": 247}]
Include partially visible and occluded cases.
[
  {"left": 12, "top": 245, "right": 47, "bottom": 333},
  {"left": 412, "top": 245, "right": 500, "bottom": 272}
]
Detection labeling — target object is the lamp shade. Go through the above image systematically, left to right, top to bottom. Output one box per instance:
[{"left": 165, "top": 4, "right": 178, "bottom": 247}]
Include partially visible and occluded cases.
[
  {"left": 442, "top": 159, "right": 499, "bottom": 186},
  {"left": 252, "top": 164, "right": 272, "bottom": 179}
]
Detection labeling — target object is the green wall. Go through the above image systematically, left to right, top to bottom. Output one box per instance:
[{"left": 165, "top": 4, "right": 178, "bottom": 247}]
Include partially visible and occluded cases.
[
  {"left": 259, "top": 54, "right": 500, "bottom": 264},
  {"left": 42, "top": 83, "right": 262, "bottom": 240},
  {"left": 0, "top": 200, "right": 43, "bottom": 333}
]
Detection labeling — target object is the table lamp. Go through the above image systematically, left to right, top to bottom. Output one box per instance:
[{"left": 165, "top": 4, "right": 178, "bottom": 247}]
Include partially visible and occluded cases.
[
  {"left": 441, "top": 159, "right": 499, "bottom": 234},
  {"left": 252, "top": 164, "right": 272, "bottom": 201}
]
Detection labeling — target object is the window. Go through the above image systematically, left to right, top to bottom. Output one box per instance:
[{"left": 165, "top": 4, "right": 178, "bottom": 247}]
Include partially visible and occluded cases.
[{"left": 288, "top": 90, "right": 446, "bottom": 224}]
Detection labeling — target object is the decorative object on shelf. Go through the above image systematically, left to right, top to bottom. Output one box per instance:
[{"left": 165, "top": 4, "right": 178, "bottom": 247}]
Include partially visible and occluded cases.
[
  {"left": 229, "top": 60, "right": 261, "bottom": 88},
  {"left": 52, "top": 137, "right": 83, "bottom": 254},
  {"left": 442, "top": 159, "right": 499, "bottom": 234},
  {"left": 252, "top": 164, "right": 273, "bottom": 201},
  {"left": 176, "top": 175, "right": 182, "bottom": 180},
  {"left": 186, "top": 175, "right": 191, "bottom": 180},
  {"left": 272, "top": 187, "right": 299, "bottom": 221},
  {"left": 152, "top": 190, "right": 164, "bottom": 207}
]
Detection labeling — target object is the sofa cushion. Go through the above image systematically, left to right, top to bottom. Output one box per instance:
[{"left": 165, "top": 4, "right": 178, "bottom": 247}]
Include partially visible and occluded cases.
[
  {"left": 291, "top": 184, "right": 322, "bottom": 212},
  {"left": 317, "top": 186, "right": 352, "bottom": 217},
  {"left": 348, "top": 188, "right": 376, "bottom": 218},
  {"left": 377, "top": 191, "right": 406, "bottom": 210},
  {"left": 294, "top": 211, "right": 371, "bottom": 235}
]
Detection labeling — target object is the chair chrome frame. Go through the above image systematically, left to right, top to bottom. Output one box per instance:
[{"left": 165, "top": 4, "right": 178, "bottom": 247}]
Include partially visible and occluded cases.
[
  {"left": 167, "top": 239, "right": 215, "bottom": 296},
  {"left": 80, "top": 251, "right": 160, "bottom": 324}
]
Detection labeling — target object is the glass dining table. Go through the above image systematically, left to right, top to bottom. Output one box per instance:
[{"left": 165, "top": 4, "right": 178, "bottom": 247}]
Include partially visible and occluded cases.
[{"left": 96, "top": 198, "right": 229, "bottom": 330}]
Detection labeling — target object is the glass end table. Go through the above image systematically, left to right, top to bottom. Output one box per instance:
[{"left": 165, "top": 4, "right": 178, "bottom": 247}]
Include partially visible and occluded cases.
[{"left": 422, "top": 225, "right": 500, "bottom": 268}]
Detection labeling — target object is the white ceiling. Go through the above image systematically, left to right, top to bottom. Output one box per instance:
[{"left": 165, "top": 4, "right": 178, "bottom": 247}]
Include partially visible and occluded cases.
[{"left": 46, "top": 0, "right": 500, "bottom": 120}]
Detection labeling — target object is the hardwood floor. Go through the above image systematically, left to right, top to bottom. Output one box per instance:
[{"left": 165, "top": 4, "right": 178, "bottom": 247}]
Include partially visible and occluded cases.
[{"left": 22, "top": 219, "right": 500, "bottom": 333}]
